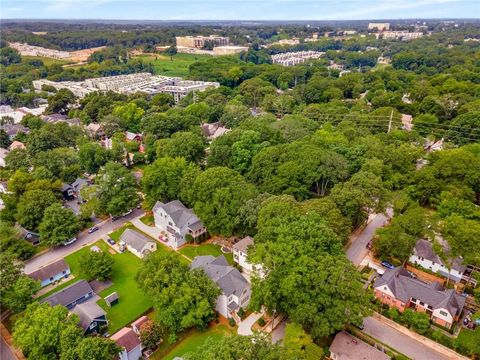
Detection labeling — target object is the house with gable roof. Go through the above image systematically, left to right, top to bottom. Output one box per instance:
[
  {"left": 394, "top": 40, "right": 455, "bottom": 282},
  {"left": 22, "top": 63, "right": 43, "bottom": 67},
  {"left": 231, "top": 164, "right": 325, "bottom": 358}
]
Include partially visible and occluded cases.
[
  {"left": 153, "top": 200, "right": 206, "bottom": 249},
  {"left": 190, "top": 255, "right": 250, "bottom": 319},
  {"left": 27, "top": 258, "right": 71, "bottom": 287},
  {"left": 374, "top": 266, "right": 466, "bottom": 328}
]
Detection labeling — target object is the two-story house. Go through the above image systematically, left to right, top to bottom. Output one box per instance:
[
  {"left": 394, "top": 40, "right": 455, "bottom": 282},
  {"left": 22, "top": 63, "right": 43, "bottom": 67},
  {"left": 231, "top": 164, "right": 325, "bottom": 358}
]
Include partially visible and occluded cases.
[
  {"left": 153, "top": 200, "right": 206, "bottom": 249},
  {"left": 232, "top": 236, "right": 264, "bottom": 278},
  {"left": 410, "top": 238, "right": 467, "bottom": 284},
  {"left": 191, "top": 255, "right": 250, "bottom": 320},
  {"left": 374, "top": 266, "right": 466, "bottom": 329}
]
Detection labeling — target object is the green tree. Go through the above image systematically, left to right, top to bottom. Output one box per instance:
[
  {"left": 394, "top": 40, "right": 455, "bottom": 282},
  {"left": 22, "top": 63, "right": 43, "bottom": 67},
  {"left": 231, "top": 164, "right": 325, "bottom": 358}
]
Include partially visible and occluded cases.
[
  {"left": 46, "top": 88, "right": 76, "bottom": 114},
  {"left": 112, "top": 102, "right": 145, "bottom": 132},
  {"left": 156, "top": 132, "right": 205, "bottom": 163},
  {"left": 78, "top": 141, "right": 111, "bottom": 174},
  {"left": 5, "top": 148, "right": 30, "bottom": 171},
  {"left": 96, "top": 162, "right": 139, "bottom": 216},
  {"left": 190, "top": 167, "right": 257, "bottom": 236},
  {"left": 16, "top": 189, "right": 59, "bottom": 231},
  {"left": 39, "top": 203, "right": 80, "bottom": 247},
  {"left": 78, "top": 250, "right": 114, "bottom": 281},
  {"left": 136, "top": 252, "right": 220, "bottom": 334},
  {"left": 2, "top": 276, "right": 40, "bottom": 314},
  {"left": 139, "top": 321, "right": 164, "bottom": 350},
  {"left": 283, "top": 322, "right": 324, "bottom": 360},
  {"left": 74, "top": 337, "right": 120, "bottom": 360}
]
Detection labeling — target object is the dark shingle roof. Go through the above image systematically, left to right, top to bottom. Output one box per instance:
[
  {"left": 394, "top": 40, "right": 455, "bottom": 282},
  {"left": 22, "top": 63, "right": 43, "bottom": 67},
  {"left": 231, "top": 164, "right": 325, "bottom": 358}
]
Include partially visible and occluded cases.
[
  {"left": 153, "top": 200, "right": 202, "bottom": 230},
  {"left": 413, "top": 239, "right": 466, "bottom": 273},
  {"left": 190, "top": 255, "right": 249, "bottom": 297},
  {"left": 27, "top": 259, "right": 69, "bottom": 282},
  {"left": 374, "top": 267, "right": 466, "bottom": 316},
  {"left": 41, "top": 280, "right": 93, "bottom": 307},
  {"left": 71, "top": 300, "right": 106, "bottom": 330}
]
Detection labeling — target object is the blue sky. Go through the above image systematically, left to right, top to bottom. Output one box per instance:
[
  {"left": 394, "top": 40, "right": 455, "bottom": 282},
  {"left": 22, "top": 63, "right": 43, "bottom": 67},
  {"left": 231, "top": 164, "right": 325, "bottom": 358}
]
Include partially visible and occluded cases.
[{"left": 1, "top": 0, "right": 478, "bottom": 20}]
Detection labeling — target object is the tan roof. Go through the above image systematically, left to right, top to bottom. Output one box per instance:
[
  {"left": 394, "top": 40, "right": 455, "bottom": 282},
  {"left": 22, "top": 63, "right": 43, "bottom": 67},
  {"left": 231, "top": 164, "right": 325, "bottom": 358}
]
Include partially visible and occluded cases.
[
  {"left": 233, "top": 236, "right": 254, "bottom": 253},
  {"left": 111, "top": 327, "right": 141, "bottom": 352},
  {"left": 329, "top": 331, "right": 390, "bottom": 360}
]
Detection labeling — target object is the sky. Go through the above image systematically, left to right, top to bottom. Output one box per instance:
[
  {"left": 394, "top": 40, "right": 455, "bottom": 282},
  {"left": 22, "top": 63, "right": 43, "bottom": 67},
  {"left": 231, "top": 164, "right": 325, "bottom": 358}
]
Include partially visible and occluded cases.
[{"left": 1, "top": 0, "right": 478, "bottom": 20}]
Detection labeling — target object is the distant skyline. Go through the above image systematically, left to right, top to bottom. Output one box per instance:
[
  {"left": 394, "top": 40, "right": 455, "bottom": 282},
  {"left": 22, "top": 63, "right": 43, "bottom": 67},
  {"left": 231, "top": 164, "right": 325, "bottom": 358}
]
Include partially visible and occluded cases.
[{"left": 1, "top": 0, "right": 478, "bottom": 21}]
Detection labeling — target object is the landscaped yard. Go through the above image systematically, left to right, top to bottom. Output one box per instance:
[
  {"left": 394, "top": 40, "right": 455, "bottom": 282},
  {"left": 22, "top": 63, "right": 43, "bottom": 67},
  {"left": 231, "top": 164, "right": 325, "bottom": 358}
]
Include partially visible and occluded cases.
[
  {"left": 134, "top": 53, "right": 211, "bottom": 77},
  {"left": 140, "top": 213, "right": 154, "bottom": 226},
  {"left": 179, "top": 243, "right": 233, "bottom": 265},
  {"left": 151, "top": 324, "right": 234, "bottom": 360},
  {"left": 456, "top": 328, "right": 480, "bottom": 357}
]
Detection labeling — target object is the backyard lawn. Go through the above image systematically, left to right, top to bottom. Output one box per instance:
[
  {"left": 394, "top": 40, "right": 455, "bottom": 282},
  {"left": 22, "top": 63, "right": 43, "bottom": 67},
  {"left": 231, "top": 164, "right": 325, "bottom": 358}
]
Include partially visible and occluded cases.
[
  {"left": 134, "top": 53, "right": 211, "bottom": 77},
  {"left": 179, "top": 243, "right": 233, "bottom": 265},
  {"left": 151, "top": 324, "right": 234, "bottom": 360},
  {"left": 456, "top": 328, "right": 480, "bottom": 357}
]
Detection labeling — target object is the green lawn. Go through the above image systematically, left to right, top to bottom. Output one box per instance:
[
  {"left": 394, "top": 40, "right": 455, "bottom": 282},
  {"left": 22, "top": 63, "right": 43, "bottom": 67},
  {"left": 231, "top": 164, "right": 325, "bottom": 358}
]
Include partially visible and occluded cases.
[
  {"left": 135, "top": 53, "right": 211, "bottom": 77},
  {"left": 22, "top": 55, "right": 71, "bottom": 66},
  {"left": 140, "top": 214, "right": 154, "bottom": 226},
  {"left": 109, "top": 223, "right": 136, "bottom": 242},
  {"left": 94, "top": 241, "right": 152, "bottom": 334},
  {"left": 179, "top": 244, "right": 233, "bottom": 265},
  {"left": 151, "top": 324, "right": 233, "bottom": 360},
  {"left": 456, "top": 328, "right": 479, "bottom": 357}
]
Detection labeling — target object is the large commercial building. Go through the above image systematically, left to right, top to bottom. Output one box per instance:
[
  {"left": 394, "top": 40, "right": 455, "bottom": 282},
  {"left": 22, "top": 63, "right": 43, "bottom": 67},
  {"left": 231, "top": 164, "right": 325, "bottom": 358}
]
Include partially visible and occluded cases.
[
  {"left": 368, "top": 22, "right": 391, "bottom": 31},
  {"left": 380, "top": 31, "right": 424, "bottom": 40},
  {"left": 176, "top": 35, "right": 229, "bottom": 48},
  {"left": 9, "top": 42, "right": 70, "bottom": 59},
  {"left": 271, "top": 51, "right": 324, "bottom": 66},
  {"left": 33, "top": 73, "right": 219, "bottom": 103}
]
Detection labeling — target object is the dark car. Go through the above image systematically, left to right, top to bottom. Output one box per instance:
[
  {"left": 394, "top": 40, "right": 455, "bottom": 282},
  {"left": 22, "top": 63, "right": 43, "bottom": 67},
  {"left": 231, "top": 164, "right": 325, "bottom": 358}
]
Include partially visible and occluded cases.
[
  {"left": 111, "top": 215, "right": 119, "bottom": 222},
  {"left": 88, "top": 226, "right": 99, "bottom": 234},
  {"left": 107, "top": 237, "right": 115, "bottom": 245},
  {"left": 366, "top": 240, "right": 374, "bottom": 249},
  {"left": 381, "top": 260, "right": 395, "bottom": 270}
]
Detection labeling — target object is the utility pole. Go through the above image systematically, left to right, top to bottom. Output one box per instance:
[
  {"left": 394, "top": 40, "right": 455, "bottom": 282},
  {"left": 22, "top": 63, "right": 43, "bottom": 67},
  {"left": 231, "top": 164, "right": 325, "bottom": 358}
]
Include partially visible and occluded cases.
[{"left": 387, "top": 109, "right": 394, "bottom": 133}]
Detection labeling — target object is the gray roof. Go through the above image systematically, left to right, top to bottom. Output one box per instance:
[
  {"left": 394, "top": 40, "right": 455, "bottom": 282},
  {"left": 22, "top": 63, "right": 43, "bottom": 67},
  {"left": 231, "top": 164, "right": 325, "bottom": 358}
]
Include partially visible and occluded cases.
[
  {"left": 1, "top": 124, "right": 30, "bottom": 136},
  {"left": 71, "top": 178, "right": 88, "bottom": 190},
  {"left": 153, "top": 200, "right": 203, "bottom": 231},
  {"left": 119, "top": 229, "right": 154, "bottom": 253},
  {"left": 233, "top": 236, "right": 254, "bottom": 253},
  {"left": 413, "top": 239, "right": 466, "bottom": 273},
  {"left": 190, "top": 255, "right": 249, "bottom": 297},
  {"left": 27, "top": 259, "right": 69, "bottom": 282},
  {"left": 374, "top": 267, "right": 466, "bottom": 317},
  {"left": 41, "top": 280, "right": 93, "bottom": 307},
  {"left": 71, "top": 299, "right": 106, "bottom": 330},
  {"left": 330, "top": 331, "right": 390, "bottom": 360}
]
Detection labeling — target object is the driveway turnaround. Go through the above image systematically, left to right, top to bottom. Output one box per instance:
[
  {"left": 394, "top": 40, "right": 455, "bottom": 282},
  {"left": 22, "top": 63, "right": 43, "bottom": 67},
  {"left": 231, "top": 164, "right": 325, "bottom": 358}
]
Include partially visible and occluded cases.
[
  {"left": 238, "top": 312, "right": 263, "bottom": 336},
  {"left": 363, "top": 317, "right": 451, "bottom": 360}
]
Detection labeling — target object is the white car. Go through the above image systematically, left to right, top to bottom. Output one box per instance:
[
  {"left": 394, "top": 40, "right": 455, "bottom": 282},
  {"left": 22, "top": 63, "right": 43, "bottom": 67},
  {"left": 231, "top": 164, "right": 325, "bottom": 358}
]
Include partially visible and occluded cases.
[{"left": 63, "top": 237, "right": 77, "bottom": 246}]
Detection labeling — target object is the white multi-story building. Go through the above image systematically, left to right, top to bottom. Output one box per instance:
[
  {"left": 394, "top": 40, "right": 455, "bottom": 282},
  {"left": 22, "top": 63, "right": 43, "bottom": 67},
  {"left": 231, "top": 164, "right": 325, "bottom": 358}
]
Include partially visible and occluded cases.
[
  {"left": 368, "top": 22, "right": 390, "bottom": 31},
  {"left": 380, "top": 31, "right": 424, "bottom": 40},
  {"left": 9, "top": 42, "right": 70, "bottom": 59},
  {"left": 271, "top": 51, "right": 324, "bottom": 66},
  {"left": 233, "top": 236, "right": 265, "bottom": 278}
]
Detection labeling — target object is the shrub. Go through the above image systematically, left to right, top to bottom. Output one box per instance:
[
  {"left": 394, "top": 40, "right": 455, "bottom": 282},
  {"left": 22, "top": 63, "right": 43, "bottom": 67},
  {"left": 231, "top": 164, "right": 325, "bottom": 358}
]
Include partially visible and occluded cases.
[
  {"left": 237, "top": 308, "right": 245, "bottom": 319},
  {"left": 228, "top": 317, "right": 236, "bottom": 327},
  {"left": 258, "top": 317, "right": 265, "bottom": 327}
]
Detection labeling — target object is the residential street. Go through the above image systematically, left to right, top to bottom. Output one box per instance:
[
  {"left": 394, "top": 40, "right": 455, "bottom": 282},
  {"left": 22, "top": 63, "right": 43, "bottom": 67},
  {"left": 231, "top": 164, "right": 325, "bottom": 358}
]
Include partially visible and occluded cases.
[
  {"left": 346, "top": 208, "right": 393, "bottom": 266},
  {"left": 24, "top": 209, "right": 144, "bottom": 274},
  {"left": 363, "top": 317, "right": 451, "bottom": 360},
  {"left": 1, "top": 336, "right": 15, "bottom": 360}
]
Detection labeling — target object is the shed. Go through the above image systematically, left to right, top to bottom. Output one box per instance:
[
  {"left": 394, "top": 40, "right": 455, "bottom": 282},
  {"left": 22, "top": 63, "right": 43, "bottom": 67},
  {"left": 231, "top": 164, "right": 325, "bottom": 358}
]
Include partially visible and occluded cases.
[{"left": 105, "top": 292, "right": 119, "bottom": 307}]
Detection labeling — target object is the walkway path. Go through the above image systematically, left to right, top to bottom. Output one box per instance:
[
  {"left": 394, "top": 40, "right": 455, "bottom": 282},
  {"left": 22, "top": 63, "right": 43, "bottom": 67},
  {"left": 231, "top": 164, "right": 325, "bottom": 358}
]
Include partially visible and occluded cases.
[{"left": 237, "top": 312, "right": 263, "bottom": 336}]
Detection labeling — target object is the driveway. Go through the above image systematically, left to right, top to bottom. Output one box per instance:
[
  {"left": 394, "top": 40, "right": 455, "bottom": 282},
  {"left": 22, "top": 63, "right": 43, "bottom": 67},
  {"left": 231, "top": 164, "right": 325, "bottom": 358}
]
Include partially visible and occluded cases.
[
  {"left": 346, "top": 208, "right": 393, "bottom": 266},
  {"left": 24, "top": 209, "right": 144, "bottom": 273},
  {"left": 130, "top": 217, "right": 176, "bottom": 249},
  {"left": 238, "top": 312, "right": 263, "bottom": 336},
  {"left": 363, "top": 317, "right": 451, "bottom": 360},
  {"left": 271, "top": 320, "right": 287, "bottom": 344},
  {"left": 1, "top": 336, "right": 15, "bottom": 360}
]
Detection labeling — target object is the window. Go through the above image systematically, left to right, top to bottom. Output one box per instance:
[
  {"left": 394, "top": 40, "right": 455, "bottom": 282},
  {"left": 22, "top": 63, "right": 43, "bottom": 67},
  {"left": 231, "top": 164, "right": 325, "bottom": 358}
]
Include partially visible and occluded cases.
[
  {"left": 168, "top": 221, "right": 172, "bottom": 226},
  {"left": 62, "top": 270, "right": 66, "bottom": 274},
  {"left": 50, "top": 277, "right": 54, "bottom": 281},
  {"left": 419, "top": 301, "right": 425, "bottom": 306},
  {"left": 439, "top": 310, "right": 448, "bottom": 317}
]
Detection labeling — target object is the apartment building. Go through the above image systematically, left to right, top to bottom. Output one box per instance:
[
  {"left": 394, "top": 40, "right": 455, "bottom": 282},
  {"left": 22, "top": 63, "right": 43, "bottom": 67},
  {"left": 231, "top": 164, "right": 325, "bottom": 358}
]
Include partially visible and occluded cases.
[
  {"left": 368, "top": 22, "right": 391, "bottom": 31},
  {"left": 381, "top": 31, "right": 424, "bottom": 40},
  {"left": 176, "top": 35, "right": 229, "bottom": 48},
  {"left": 9, "top": 42, "right": 70, "bottom": 59},
  {"left": 271, "top": 51, "right": 324, "bottom": 66}
]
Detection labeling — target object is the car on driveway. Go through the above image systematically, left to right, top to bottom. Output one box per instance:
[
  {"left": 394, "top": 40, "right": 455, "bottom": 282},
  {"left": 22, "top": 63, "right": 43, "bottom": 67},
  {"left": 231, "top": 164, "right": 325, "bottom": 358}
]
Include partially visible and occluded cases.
[
  {"left": 88, "top": 226, "right": 99, "bottom": 234},
  {"left": 107, "top": 237, "right": 115, "bottom": 245},
  {"left": 381, "top": 260, "right": 395, "bottom": 270}
]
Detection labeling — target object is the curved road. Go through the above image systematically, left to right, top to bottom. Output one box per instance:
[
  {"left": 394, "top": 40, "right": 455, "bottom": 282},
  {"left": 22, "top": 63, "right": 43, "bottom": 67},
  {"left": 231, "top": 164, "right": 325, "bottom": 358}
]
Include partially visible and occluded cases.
[{"left": 24, "top": 209, "right": 144, "bottom": 274}]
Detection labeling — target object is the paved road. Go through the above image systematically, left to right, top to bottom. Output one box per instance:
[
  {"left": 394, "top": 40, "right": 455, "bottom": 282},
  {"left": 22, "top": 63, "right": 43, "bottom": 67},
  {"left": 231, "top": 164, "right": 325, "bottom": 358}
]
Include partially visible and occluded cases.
[
  {"left": 346, "top": 208, "right": 393, "bottom": 266},
  {"left": 24, "top": 209, "right": 144, "bottom": 273},
  {"left": 363, "top": 317, "right": 451, "bottom": 360},
  {"left": 1, "top": 336, "right": 15, "bottom": 360}
]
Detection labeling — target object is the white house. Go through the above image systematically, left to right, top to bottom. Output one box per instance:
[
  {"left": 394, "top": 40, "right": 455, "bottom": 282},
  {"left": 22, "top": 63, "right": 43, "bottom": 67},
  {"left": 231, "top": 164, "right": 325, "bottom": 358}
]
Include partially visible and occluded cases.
[
  {"left": 0, "top": 148, "right": 10, "bottom": 168},
  {"left": 153, "top": 200, "right": 206, "bottom": 249},
  {"left": 119, "top": 229, "right": 157, "bottom": 259},
  {"left": 232, "top": 236, "right": 264, "bottom": 277},
  {"left": 410, "top": 238, "right": 466, "bottom": 283},
  {"left": 191, "top": 255, "right": 250, "bottom": 320},
  {"left": 111, "top": 327, "right": 142, "bottom": 360}
]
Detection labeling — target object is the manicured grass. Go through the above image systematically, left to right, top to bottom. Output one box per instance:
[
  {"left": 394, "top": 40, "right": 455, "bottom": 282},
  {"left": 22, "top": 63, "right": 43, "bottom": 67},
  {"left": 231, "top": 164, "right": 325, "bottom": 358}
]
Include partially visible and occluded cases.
[
  {"left": 134, "top": 53, "right": 211, "bottom": 77},
  {"left": 22, "top": 55, "right": 71, "bottom": 66},
  {"left": 140, "top": 214, "right": 154, "bottom": 226},
  {"left": 109, "top": 223, "right": 136, "bottom": 242},
  {"left": 95, "top": 241, "right": 152, "bottom": 334},
  {"left": 179, "top": 244, "right": 234, "bottom": 265},
  {"left": 151, "top": 324, "right": 233, "bottom": 360}
]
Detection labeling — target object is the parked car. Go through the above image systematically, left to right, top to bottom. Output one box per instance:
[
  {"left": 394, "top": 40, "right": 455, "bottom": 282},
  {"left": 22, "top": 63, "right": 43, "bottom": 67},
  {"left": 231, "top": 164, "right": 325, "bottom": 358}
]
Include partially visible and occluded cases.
[
  {"left": 122, "top": 209, "right": 133, "bottom": 217},
  {"left": 111, "top": 215, "right": 119, "bottom": 222},
  {"left": 88, "top": 226, "right": 99, "bottom": 234},
  {"left": 158, "top": 234, "right": 168, "bottom": 243},
  {"left": 63, "top": 237, "right": 77, "bottom": 246},
  {"left": 107, "top": 237, "right": 115, "bottom": 245},
  {"left": 366, "top": 240, "right": 373, "bottom": 249},
  {"left": 381, "top": 260, "right": 395, "bottom": 270}
]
